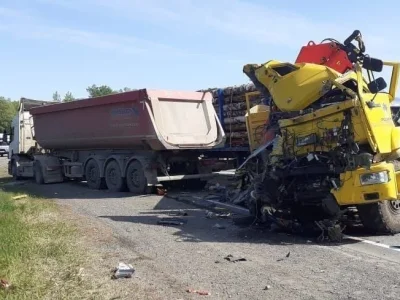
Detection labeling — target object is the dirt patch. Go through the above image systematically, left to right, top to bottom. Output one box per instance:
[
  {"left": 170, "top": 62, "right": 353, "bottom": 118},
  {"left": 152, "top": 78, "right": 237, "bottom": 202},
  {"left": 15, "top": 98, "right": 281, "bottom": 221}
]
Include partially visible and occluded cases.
[{"left": 54, "top": 204, "right": 169, "bottom": 300}]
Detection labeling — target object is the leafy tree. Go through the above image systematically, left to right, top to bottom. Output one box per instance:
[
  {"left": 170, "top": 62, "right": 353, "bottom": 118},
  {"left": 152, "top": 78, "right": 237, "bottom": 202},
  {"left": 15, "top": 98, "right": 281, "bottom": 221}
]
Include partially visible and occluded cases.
[
  {"left": 86, "top": 84, "right": 115, "bottom": 98},
  {"left": 118, "top": 87, "right": 137, "bottom": 93},
  {"left": 52, "top": 91, "right": 61, "bottom": 102},
  {"left": 63, "top": 91, "right": 75, "bottom": 102},
  {"left": 0, "top": 97, "right": 18, "bottom": 133}
]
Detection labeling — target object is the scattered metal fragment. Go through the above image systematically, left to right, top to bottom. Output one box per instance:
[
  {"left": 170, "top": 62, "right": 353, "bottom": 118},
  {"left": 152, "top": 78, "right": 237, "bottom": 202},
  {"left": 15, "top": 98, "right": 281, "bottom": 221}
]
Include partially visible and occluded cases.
[
  {"left": 157, "top": 188, "right": 167, "bottom": 196},
  {"left": 172, "top": 210, "right": 188, "bottom": 217},
  {"left": 205, "top": 210, "right": 231, "bottom": 219},
  {"left": 206, "top": 211, "right": 215, "bottom": 219},
  {"left": 157, "top": 218, "right": 187, "bottom": 226},
  {"left": 315, "top": 220, "right": 344, "bottom": 243},
  {"left": 213, "top": 223, "right": 226, "bottom": 229},
  {"left": 277, "top": 252, "right": 291, "bottom": 262},
  {"left": 224, "top": 254, "right": 247, "bottom": 262},
  {"left": 111, "top": 262, "right": 135, "bottom": 279},
  {"left": 187, "top": 289, "right": 211, "bottom": 296}
]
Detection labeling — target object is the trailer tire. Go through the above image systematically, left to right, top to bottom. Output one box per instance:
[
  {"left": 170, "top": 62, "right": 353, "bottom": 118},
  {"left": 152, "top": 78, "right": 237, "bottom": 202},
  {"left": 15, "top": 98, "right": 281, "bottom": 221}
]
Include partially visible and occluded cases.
[
  {"left": 85, "top": 159, "right": 106, "bottom": 190},
  {"left": 105, "top": 160, "right": 126, "bottom": 192},
  {"left": 125, "top": 160, "right": 148, "bottom": 195},
  {"left": 34, "top": 162, "right": 44, "bottom": 185}
]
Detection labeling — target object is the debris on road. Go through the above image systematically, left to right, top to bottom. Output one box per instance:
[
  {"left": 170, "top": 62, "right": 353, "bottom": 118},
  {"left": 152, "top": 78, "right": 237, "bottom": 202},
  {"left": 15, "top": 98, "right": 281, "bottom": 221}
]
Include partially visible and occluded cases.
[
  {"left": 157, "top": 187, "right": 167, "bottom": 196},
  {"left": 12, "top": 194, "right": 27, "bottom": 200},
  {"left": 171, "top": 209, "right": 189, "bottom": 217},
  {"left": 205, "top": 210, "right": 231, "bottom": 219},
  {"left": 157, "top": 218, "right": 187, "bottom": 226},
  {"left": 213, "top": 223, "right": 226, "bottom": 229},
  {"left": 277, "top": 252, "right": 291, "bottom": 262},
  {"left": 224, "top": 254, "right": 247, "bottom": 262},
  {"left": 111, "top": 262, "right": 135, "bottom": 279},
  {"left": 0, "top": 279, "right": 12, "bottom": 290},
  {"left": 186, "top": 289, "right": 211, "bottom": 296}
]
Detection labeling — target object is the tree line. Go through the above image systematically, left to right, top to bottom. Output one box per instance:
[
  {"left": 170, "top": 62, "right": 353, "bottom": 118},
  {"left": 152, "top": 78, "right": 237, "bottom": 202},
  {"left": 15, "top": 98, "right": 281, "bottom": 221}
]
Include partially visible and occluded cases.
[
  {"left": 0, "top": 84, "right": 136, "bottom": 133},
  {"left": 52, "top": 85, "right": 136, "bottom": 102}
]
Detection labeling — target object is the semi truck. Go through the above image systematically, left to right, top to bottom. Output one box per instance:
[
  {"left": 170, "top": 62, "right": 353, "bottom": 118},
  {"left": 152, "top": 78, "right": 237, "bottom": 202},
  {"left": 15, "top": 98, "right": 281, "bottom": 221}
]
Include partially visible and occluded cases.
[
  {"left": 241, "top": 30, "right": 400, "bottom": 235},
  {"left": 8, "top": 89, "right": 225, "bottom": 193}
]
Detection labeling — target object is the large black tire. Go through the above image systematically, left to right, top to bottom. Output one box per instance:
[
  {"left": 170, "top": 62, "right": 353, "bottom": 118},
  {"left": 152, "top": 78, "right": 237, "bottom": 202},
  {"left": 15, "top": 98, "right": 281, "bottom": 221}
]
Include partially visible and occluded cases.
[
  {"left": 85, "top": 159, "right": 106, "bottom": 190},
  {"left": 11, "top": 160, "right": 21, "bottom": 181},
  {"left": 105, "top": 160, "right": 126, "bottom": 192},
  {"left": 125, "top": 160, "right": 148, "bottom": 195},
  {"left": 357, "top": 160, "right": 400, "bottom": 234},
  {"left": 34, "top": 162, "right": 44, "bottom": 185},
  {"left": 357, "top": 201, "right": 400, "bottom": 234}
]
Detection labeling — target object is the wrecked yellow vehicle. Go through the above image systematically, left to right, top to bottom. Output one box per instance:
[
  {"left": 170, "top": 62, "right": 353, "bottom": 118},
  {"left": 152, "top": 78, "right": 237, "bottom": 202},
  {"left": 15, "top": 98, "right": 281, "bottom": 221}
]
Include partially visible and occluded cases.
[{"left": 242, "top": 31, "right": 400, "bottom": 236}]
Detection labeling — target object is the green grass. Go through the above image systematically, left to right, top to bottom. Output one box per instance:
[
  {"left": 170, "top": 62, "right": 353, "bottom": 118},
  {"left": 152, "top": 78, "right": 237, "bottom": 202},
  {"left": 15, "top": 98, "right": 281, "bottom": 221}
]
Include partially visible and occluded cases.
[{"left": 0, "top": 190, "right": 89, "bottom": 300}]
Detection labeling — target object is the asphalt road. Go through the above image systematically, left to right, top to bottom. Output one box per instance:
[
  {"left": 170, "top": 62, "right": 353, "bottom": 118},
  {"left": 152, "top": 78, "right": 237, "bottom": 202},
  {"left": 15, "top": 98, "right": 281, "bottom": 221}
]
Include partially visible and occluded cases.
[{"left": 2, "top": 156, "right": 400, "bottom": 299}]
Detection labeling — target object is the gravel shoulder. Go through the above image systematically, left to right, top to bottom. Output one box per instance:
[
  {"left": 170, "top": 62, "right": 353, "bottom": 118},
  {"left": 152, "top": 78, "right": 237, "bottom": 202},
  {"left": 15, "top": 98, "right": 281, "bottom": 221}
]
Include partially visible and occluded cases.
[{"left": 2, "top": 157, "right": 400, "bottom": 299}]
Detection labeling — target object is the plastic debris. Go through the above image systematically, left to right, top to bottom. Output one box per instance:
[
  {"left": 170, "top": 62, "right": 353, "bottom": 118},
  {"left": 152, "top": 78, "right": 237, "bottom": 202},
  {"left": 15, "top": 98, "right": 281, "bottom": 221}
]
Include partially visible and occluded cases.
[
  {"left": 157, "top": 188, "right": 167, "bottom": 196},
  {"left": 12, "top": 194, "right": 27, "bottom": 200},
  {"left": 205, "top": 210, "right": 231, "bottom": 219},
  {"left": 213, "top": 223, "right": 226, "bottom": 229},
  {"left": 224, "top": 254, "right": 247, "bottom": 262},
  {"left": 111, "top": 262, "right": 135, "bottom": 279},
  {"left": 0, "top": 279, "right": 12, "bottom": 290},
  {"left": 187, "top": 289, "right": 211, "bottom": 296}
]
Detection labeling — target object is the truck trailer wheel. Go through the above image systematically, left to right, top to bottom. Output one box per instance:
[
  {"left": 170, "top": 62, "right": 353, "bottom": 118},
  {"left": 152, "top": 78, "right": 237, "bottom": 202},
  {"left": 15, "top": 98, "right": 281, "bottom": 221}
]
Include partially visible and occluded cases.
[
  {"left": 85, "top": 159, "right": 106, "bottom": 190},
  {"left": 11, "top": 160, "right": 21, "bottom": 180},
  {"left": 105, "top": 160, "right": 126, "bottom": 192},
  {"left": 125, "top": 160, "right": 147, "bottom": 195},
  {"left": 34, "top": 162, "right": 44, "bottom": 185},
  {"left": 357, "top": 201, "right": 400, "bottom": 234}
]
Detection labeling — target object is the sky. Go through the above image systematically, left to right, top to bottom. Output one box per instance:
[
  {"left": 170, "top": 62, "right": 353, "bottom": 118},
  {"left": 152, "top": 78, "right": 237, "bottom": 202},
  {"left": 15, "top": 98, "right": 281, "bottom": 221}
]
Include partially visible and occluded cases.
[{"left": 1, "top": 0, "right": 400, "bottom": 100}]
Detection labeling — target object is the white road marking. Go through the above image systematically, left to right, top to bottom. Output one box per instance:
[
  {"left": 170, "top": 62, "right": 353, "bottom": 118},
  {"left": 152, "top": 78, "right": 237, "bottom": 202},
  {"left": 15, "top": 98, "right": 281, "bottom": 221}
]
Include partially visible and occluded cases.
[{"left": 343, "top": 234, "right": 400, "bottom": 253}]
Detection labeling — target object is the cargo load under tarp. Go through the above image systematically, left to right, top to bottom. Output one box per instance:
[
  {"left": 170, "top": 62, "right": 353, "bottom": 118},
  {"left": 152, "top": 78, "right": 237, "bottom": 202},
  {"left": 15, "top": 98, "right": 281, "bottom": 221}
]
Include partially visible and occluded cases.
[{"left": 30, "top": 89, "right": 225, "bottom": 151}]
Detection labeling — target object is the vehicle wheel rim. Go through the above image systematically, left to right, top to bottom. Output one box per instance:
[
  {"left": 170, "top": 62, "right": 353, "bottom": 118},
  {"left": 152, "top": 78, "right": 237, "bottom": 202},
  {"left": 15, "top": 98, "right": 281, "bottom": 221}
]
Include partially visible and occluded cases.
[
  {"left": 89, "top": 167, "right": 97, "bottom": 183},
  {"left": 108, "top": 168, "right": 118, "bottom": 186},
  {"left": 129, "top": 168, "right": 140, "bottom": 188},
  {"left": 389, "top": 200, "right": 400, "bottom": 214}
]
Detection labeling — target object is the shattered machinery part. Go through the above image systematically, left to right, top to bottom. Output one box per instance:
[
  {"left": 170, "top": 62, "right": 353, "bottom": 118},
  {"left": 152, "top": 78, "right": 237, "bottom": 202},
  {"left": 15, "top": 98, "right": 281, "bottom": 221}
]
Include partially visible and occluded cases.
[
  {"left": 85, "top": 159, "right": 106, "bottom": 190},
  {"left": 105, "top": 160, "right": 126, "bottom": 192},
  {"left": 125, "top": 160, "right": 148, "bottom": 195},
  {"left": 357, "top": 160, "right": 400, "bottom": 234},
  {"left": 34, "top": 161, "right": 44, "bottom": 185},
  {"left": 249, "top": 174, "right": 277, "bottom": 220}
]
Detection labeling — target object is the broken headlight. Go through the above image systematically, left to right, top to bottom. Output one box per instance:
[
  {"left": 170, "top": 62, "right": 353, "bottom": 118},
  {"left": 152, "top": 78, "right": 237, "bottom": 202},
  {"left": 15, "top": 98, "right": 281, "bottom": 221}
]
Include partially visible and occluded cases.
[{"left": 359, "top": 171, "right": 389, "bottom": 186}]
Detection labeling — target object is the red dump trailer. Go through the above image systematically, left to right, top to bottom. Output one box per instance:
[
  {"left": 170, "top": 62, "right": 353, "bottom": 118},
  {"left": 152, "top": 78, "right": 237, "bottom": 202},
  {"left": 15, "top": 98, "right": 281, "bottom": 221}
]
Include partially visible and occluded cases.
[{"left": 8, "top": 89, "right": 225, "bottom": 193}]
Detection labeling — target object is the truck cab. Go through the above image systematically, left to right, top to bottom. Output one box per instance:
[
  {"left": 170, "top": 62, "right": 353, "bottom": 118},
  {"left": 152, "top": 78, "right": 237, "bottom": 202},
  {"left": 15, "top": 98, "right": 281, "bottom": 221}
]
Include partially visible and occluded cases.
[{"left": 8, "top": 98, "right": 56, "bottom": 178}]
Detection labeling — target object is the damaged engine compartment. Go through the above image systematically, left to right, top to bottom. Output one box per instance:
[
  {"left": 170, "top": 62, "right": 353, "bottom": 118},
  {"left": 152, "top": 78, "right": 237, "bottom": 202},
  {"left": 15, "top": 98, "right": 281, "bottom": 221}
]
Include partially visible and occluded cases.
[{"left": 237, "top": 30, "right": 400, "bottom": 241}]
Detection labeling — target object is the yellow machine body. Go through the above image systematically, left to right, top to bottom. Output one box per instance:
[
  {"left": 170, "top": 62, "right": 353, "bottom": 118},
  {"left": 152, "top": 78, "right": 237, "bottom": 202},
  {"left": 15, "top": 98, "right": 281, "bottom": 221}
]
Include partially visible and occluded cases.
[
  {"left": 247, "top": 60, "right": 400, "bottom": 206},
  {"left": 251, "top": 60, "right": 342, "bottom": 112},
  {"left": 244, "top": 91, "right": 270, "bottom": 152}
]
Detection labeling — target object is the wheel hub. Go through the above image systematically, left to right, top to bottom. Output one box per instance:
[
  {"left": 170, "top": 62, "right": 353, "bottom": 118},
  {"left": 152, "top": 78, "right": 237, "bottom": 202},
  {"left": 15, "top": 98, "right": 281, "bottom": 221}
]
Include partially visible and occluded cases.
[
  {"left": 129, "top": 168, "right": 140, "bottom": 187},
  {"left": 109, "top": 169, "right": 118, "bottom": 185},
  {"left": 390, "top": 200, "right": 400, "bottom": 211}
]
